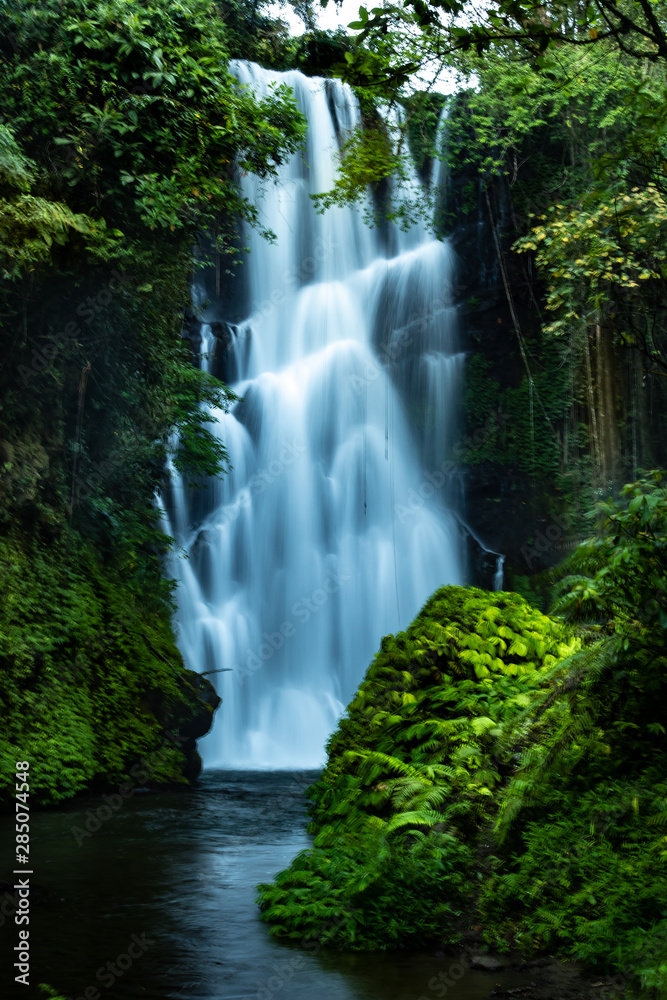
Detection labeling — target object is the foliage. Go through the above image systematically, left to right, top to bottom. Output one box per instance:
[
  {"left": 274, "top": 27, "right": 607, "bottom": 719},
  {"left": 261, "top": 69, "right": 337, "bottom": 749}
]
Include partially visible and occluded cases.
[
  {"left": 0, "top": 0, "right": 306, "bottom": 802},
  {"left": 0, "top": 0, "right": 305, "bottom": 515},
  {"left": 1, "top": 0, "right": 305, "bottom": 240},
  {"left": 218, "top": 0, "right": 299, "bottom": 68},
  {"left": 332, "top": 0, "right": 667, "bottom": 94},
  {"left": 298, "top": 26, "right": 667, "bottom": 524},
  {"left": 293, "top": 27, "right": 353, "bottom": 75},
  {"left": 429, "top": 39, "right": 667, "bottom": 539},
  {"left": 436, "top": 42, "right": 661, "bottom": 190},
  {"left": 402, "top": 90, "right": 447, "bottom": 178},
  {"left": 310, "top": 91, "right": 446, "bottom": 227},
  {"left": 311, "top": 119, "right": 411, "bottom": 226},
  {"left": 0, "top": 124, "right": 113, "bottom": 279},
  {"left": 515, "top": 182, "right": 667, "bottom": 378},
  {"left": 518, "top": 186, "right": 667, "bottom": 310},
  {"left": 463, "top": 349, "right": 568, "bottom": 479},
  {"left": 552, "top": 470, "right": 667, "bottom": 616},
  {"left": 478, "top": 473, "right": 667, "bottom": 991},
  {"left": 259, "top": 475, "right": 667, "bottom": 991},
  {"left": 0, "top": 527, "right": 217, "bottom": 806},
  {"left": 257, "top": 586, "right": 578, "bottom": 949},
  {"left": 257, "top": 829, "right": 472, "bottom": 950},
  {"left": 38, "top": 987, "right": 68, "bottom": 1000}
]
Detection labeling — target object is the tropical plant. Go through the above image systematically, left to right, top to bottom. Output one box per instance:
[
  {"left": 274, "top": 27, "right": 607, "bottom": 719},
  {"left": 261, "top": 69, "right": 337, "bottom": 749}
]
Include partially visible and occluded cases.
[
  {"left": 0, "top": 0, "right": 306, "bottom": 803},
  {"left": 479, "top": 473, "right": 667, "bottom": 989},
  {"left": 257, "top": 586, "right": 578, "bottom": 948}
]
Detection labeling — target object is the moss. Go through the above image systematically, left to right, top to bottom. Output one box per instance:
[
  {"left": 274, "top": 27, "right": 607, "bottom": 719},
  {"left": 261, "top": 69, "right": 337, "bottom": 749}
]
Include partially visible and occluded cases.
[
  {"left": 0, "top": 528, "right": 218, "bottom": 807},
  {"left": 258, "top": 544, "right": 667, "bottom": 992},
  {"left": 257, "top": 585, "right": 578, "bottom": 950}
]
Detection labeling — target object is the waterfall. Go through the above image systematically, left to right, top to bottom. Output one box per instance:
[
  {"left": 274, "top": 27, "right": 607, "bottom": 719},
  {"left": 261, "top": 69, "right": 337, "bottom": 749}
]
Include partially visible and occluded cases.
[
  {"left": 162, "top": 64, "right": 464, "bottom": 769},
  {"left": 432, "top": 102, "right": 452, "bottom": 235},
  {"left": 493, "top": 554, "right": 505, "bottom": 591}
]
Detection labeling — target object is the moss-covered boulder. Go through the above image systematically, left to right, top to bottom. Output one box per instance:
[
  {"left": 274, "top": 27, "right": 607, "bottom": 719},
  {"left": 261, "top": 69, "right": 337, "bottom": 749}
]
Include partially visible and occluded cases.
[
  {"left": 0, "top": 530, "right": 219, "bottom": 807},
  {"left": 257, "top": 586, "right": 578, "bottom": 950}
]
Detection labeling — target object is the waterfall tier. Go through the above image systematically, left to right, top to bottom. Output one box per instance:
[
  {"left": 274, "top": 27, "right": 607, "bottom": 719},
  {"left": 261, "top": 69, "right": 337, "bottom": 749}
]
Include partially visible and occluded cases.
[{"left": 163, "top": 63, "right": 464, "bottom": 768}]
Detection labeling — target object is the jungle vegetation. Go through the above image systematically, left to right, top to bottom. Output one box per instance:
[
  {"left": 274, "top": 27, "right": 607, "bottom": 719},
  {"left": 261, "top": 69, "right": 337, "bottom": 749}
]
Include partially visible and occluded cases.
[
  {"left": 0, "top": 0, "right": 305, "bottom": 803},
  {"left": 1, "top": 0, "right": 666, "bottom": 994},
  {"left": 318, "top": 0, "right": 667, "bottom": 541},
  {"left": 258, "top": 472, "right": 667, "bottom": 994}
]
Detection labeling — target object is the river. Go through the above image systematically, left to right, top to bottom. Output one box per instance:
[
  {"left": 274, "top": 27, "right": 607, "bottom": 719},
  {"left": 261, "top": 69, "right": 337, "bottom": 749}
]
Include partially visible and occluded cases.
[{"left": 0, "top": 771, "right": 533, "bottom": 1000}]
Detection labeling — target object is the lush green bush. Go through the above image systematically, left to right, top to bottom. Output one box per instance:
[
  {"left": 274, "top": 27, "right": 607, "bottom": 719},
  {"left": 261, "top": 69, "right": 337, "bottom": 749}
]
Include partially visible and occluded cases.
[
  {"left": 1, "top": 0, "right": 305, "bottom": 236},
  {"left": 480, "top": 473, "right": 667, "bottom": 992},
  {"left": 259, "top": 475, "right": 667, "bottom": 994},
  {"left": 0, "top": 527, "right": 218, "bottom": 805},
  {"left": 258, "top": 586, "right": 578, "bottom": 949}
]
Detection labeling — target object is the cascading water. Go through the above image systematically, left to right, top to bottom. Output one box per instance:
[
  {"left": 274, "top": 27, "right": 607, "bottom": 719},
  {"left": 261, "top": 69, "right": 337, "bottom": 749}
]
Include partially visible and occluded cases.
[
  {"left": 162, "top": 63, "right": 464, "bottom": 768},
  {"left": 432, "top": 102, "right": 451, "bottom": 233},
  {"left": 493, "top": 554, "right": 505, "bottom": 591}
]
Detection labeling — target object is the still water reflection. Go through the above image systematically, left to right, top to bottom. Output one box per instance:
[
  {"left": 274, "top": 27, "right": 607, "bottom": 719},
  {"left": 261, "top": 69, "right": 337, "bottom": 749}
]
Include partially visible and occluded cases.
[{"left": 0, "top": 771, "right": 530, "bottom": 1000}]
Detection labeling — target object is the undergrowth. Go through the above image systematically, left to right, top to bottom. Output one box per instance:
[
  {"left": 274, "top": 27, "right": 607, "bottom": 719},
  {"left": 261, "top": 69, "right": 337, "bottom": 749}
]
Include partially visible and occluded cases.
[
  {"left": 258, "top": 473, "right": 667, "bottom": 995},
  {"left": 258, "top": 586, "right": 579, "bottom": 950}
]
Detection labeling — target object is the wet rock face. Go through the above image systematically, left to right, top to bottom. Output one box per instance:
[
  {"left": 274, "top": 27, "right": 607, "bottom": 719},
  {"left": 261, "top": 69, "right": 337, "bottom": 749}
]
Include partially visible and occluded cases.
[
  {"left": 440, "top": 168, "right": 561, "bottom": 580},
  {"left": 182, "top": 311, "right": 243, "bottom": 384},
  {"left": 463, "top": 461, "right": 558, "bottom": 578},
  {"left": 464, "top": 526, "right": 502, "bottom": 590},
  {"left": 143, "top": 669, "right": 221, "bottom": 784},
  {"left": 177, "top": 670, "right": 221, "bottom": 741},
  {"left": 179, "top": 670, "right": 222, "bottom": 781},
  {"left": 175, "top": 671, "right": 221, "bottom": 781},
  {"left": 470, "top": 952, "right": 511, "bottom": 971}
]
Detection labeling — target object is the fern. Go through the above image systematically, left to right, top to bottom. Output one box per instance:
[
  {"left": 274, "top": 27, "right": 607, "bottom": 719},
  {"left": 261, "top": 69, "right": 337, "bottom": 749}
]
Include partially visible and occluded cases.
[{"left": 260, "top": 520, "right": 667, "bottom": 974}]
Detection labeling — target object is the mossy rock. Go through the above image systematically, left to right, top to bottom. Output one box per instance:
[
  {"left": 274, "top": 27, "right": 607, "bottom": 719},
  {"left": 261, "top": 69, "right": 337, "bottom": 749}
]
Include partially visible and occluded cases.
[
  {"left": 0, "top": 530, "right": 220, "bottom": 807},
  {"left": 257, "top": 585, "right": 578, "bottom": 950}
]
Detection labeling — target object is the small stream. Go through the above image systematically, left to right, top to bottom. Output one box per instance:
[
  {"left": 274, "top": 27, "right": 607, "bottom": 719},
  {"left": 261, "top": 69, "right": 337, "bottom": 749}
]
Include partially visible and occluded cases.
[{"left": 0, "top": 772, "right": 532, "bottom": 1000}]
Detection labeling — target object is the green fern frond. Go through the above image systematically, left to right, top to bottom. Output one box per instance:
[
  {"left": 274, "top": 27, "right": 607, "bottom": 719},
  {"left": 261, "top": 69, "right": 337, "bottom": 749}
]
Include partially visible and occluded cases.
[{"left": 385, "top": 809, "right": 445, "bottom": 833}]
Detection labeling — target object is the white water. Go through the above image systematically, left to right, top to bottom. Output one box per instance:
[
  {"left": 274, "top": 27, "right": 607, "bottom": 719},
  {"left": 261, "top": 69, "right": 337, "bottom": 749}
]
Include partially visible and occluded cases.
[
  {"left": 163, "top": 64, "right": 464, "bottom": 769},
  {"left": 432, "top": 102, "right": 451, "bottom": 231},
  {"left": 493, "top": 554, "right": 505, "bottom": 591}
]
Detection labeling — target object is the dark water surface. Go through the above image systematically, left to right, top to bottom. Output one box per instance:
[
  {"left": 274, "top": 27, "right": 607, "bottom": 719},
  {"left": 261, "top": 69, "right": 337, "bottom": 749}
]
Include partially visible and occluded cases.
[{"left": 0, "top": 771, "right": 531, "bottom": 1000}]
